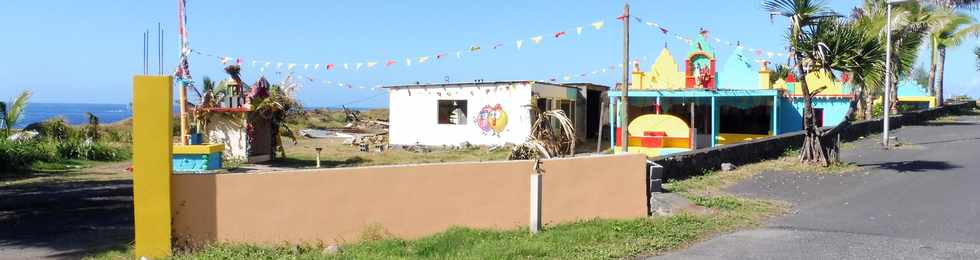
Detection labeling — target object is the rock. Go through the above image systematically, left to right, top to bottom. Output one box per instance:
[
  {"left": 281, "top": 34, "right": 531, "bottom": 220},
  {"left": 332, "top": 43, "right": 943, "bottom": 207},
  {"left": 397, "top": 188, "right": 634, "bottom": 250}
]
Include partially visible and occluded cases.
[
  {"left": 7, "top": 131, "right": 38, "bottom": 141},
  {"left": 721, "top": 163, "right": 737, "bottom": 172},
  {"left": 323, "top": 245, "right": 342, "bottom": 254}
]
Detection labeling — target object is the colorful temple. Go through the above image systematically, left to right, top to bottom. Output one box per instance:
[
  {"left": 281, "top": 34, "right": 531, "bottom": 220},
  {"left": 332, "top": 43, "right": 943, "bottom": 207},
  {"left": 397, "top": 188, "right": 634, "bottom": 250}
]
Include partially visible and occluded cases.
[{"left": 610, "top": 30, "right": 854, "bottom": 157}]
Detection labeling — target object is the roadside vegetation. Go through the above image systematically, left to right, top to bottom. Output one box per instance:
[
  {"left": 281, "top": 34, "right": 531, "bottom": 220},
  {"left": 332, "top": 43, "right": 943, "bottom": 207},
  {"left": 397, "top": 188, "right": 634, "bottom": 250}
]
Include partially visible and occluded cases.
[{"left": 1, "top": 90, "right": 131, "bottom": 176}]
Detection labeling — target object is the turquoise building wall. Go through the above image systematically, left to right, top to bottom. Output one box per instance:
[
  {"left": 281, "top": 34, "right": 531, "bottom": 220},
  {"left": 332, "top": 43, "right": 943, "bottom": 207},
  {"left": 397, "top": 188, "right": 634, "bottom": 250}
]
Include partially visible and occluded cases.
[
  {"left": 717, "top": 47, "right": 758, "bottom": 90},
  {"left": 898, "top": 79, "right": 929, "bottom": 97},
  {"left": 778, "top": 97, "right": 851, "bottom": 133}
]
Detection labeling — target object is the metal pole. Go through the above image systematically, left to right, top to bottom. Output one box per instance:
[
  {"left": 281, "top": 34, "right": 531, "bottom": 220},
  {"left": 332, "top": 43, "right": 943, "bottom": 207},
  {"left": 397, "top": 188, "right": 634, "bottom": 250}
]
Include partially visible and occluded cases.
[
  {"left": 620, "top": 3, "right": 630, "bottom": 152},
  {"left": 883, "top": 3, "right": 892, "bottom": 147}
]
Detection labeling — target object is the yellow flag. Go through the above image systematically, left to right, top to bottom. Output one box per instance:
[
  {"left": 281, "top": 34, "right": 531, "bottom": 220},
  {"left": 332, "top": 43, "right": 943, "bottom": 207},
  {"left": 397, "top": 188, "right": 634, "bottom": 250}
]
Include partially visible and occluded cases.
[
  {"left": 591, "top": 21, "right": 604, "bottom": 30},
  {"left": 531, "top": 36, "right": 543, "bottom": 44},
  {"left": 418, "top": 56, "right": 430, "bottom": 63},
  {"left": 367, "top": 61, "right": 378, "bottom": 68},
  {"left": 287, "top": 63, "right": 296, "bottom": 70}
]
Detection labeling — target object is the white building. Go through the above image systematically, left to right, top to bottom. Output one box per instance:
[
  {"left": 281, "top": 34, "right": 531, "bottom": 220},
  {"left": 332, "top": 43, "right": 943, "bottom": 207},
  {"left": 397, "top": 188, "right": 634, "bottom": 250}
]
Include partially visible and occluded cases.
[{"left": 386, "top": 81, "right": 607, "bottom": 147}]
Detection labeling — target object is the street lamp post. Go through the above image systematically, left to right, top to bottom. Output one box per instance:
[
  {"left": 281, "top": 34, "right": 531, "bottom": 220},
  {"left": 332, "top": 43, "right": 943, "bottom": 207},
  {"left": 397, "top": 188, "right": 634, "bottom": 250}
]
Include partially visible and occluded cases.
[{"left": 883, "top": 0, "right": 912, "bottom": 147}]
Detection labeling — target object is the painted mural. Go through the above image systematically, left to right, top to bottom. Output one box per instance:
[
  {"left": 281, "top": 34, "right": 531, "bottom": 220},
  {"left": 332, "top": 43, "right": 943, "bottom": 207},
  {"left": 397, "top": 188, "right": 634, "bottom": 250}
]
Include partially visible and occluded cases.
[{"left": 475, "top": 104, "right": 508, "bottom": 136}]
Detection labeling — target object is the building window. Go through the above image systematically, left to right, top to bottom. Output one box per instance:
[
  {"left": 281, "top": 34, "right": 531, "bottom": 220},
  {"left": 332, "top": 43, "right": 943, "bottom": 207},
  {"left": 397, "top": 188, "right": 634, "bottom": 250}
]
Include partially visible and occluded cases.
[
  {"left": 438, "top": 100, "right": 467, "bottom": 125},
  {"left": 558, "top": 100, "right": 575, "bottom": 122}
]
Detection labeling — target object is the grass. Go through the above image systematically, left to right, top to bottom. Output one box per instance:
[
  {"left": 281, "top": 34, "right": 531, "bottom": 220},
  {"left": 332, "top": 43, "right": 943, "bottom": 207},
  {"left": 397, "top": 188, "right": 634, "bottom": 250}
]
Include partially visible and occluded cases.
[
  {"left": 287, "top": 108, "right": 389, "bottom": 130},
  {"left": 267, "top": 137, "right": 512, "bottom": 169},
  {"left": 86, "top": 194, "right": 782, "bottom": 260}
]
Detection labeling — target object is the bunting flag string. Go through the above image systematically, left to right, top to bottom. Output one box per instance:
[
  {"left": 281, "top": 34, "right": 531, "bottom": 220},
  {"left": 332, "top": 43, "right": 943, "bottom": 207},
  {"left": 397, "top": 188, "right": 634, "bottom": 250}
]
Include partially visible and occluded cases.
[
  {"left": 632, "top": 15, "right": 788, "bottom": 59},
  {"left": 190, "top": 17, "right": 612, "bottom": 74}
]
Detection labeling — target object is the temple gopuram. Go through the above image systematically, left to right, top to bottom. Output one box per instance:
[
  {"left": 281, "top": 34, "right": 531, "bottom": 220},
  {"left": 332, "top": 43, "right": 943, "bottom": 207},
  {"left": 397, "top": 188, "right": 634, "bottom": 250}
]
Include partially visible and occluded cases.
[{"left": 610, "top": 30, "right": 855, "bottom": 157}]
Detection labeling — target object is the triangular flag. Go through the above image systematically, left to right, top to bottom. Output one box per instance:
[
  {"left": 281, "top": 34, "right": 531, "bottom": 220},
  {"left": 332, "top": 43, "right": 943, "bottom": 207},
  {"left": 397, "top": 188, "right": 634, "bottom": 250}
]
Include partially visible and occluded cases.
[
  {"left": 591, "top": 21, "right": 604, "bottom": 30},
  {"left": 646, "top": 22, "right": 655, "bottom": 26},
  {"left": 576, "top": 27, "right": 583, "bottom": 35},
  {"left": 660, "top": 27, "right": 669, "bottom": 34},
  {"left": 554, "top": 31, "right": 566, "bottom": 38},
  {"left": 531, "top": 36, "right": 543, "bottom": 44},
  {"left": 516, "top": 40, "right": 524, "bottom": 49},
  {"left": 493, "top": 43, "right": 503, "bottom": 49},
  {"left": 469, "top": 45, "right": 481, "bottom": 52},
  {"left": 456, "top": 51, "right": 461, "bottom": 58},
  {"left": 436, "top": 53, "right": 445, "bottom": 59},
  {"left": 418, "top": 56, "right": 429, "bottom": 63},
  {"left": 220, "top": 57, "right": 230, "bottom": 64},
  {"left": 236, "top": 58, "right": 243, "bottom": 65},
  {"left": 406, "top": 58, "right": 412, "bottom": 66},
  {"left": 251, "top": 60, "right": 257, "bottom": 67},
  {"left": 385, "top": 60, "right": 396, "bottom": 67},
  {"left": 367, "top": 61, "right": 377, "bottom": 68},
  {"left": 264, "top": 62, "right": 271, "bottom": 68},
  {"left": 276, "top": 62, "right": 283, "bottom": 69},
  {"left": 288, "top": 63, "right": 297, "bottom": 70},
  {"left": 343, "top": 63, "right": 349, "bottom": 70},
  {"left": 356, "top": 63, "right": 363, "bottom": 69},
  {"left": 303, "top": 64, "right": 309, "bottom": 70},
  {"left": 314, "top": 64, "right": 320, "bottom": 70},
  {"left": 326, "top": 64, "right": 334, "bottom": 70},
  {"left": 563, "top": 76, "right": 571, "bottom": 81}
]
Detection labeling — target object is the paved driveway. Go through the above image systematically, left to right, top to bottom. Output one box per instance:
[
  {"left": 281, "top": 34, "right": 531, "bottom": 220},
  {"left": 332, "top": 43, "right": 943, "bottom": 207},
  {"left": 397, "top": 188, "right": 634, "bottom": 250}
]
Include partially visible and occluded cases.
[{"left": 656, "top": 112, "right": 980, "bottom": 259}]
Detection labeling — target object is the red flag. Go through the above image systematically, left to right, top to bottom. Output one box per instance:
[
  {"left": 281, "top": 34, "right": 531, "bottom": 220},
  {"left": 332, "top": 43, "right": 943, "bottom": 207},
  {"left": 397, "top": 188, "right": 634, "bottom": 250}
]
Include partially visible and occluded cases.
[
  {"left": 616, "top": 14, "right": 628, "bottom": 21},
  {"left": 554, "top": 31, "right": 566, "bottom": 38},
  {"left": 436, "top": 53, "right": 445, "bottom": 59},
  {"left": 235, "top": 58, "right": 242, "bottom": 65},
  {"left": 386, "top": 60, "right": 397, "bottom": 67},
  {"left": 326, "top": 64, "right": 334, "bottom": 70}
]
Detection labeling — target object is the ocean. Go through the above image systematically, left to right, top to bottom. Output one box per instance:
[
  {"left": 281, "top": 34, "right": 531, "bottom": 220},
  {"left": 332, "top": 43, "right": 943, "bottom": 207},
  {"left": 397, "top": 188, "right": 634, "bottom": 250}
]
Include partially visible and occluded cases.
[
  {"left": 11, "top": 103, "right": 383, "bottom": 129},
  {"left": 14, "top": 103, "right": 132, "bottom": 128}
]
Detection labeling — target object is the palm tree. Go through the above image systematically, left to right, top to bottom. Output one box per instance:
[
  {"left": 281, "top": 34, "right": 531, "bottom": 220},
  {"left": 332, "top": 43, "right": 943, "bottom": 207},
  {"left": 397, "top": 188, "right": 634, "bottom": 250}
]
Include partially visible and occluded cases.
[
  {"left": 765, "top": 0, "right": 841, "bottom": 165},
  {"left": 927, "top": 9, "right": 979, "bottom": 105},
  {"left": 2, "top": 90, "right": 32, "bottom": 138}
]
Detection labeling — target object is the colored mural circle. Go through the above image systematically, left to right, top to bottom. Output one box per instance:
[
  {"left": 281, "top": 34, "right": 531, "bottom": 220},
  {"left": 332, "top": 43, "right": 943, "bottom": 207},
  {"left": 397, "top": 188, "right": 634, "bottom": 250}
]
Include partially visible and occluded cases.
[{"left": 475, "top": 104, "right": 508, "bottom": 136}]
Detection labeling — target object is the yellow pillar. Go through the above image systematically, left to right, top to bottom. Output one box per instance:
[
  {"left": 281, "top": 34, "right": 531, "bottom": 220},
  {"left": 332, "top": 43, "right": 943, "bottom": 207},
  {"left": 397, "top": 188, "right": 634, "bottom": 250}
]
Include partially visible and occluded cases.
[{"left": 132, "top": 75, "right": 173, "bottom": 259}]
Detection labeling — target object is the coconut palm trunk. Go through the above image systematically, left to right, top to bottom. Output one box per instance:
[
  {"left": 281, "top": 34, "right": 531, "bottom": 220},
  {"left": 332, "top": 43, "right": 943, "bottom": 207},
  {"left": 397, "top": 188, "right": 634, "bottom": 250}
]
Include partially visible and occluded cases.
[{"left": 936, "top": 47, "right": 946, "bottom": 105}]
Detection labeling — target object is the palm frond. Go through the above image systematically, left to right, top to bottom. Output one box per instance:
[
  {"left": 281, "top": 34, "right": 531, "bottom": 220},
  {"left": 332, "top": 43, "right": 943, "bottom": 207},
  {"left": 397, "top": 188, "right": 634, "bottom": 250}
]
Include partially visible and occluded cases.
[{"left": 5, "top": 90, "right": 32, "bottom": 132}]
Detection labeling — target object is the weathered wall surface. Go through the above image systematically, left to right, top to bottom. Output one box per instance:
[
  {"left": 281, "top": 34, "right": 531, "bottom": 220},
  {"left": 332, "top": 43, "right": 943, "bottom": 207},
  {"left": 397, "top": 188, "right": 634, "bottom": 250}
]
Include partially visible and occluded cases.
[
  {"left": 388, "top": 82, "right": 535, "bottom": 146},
  {"left": 654, "top": 102, "right": 975, "bottom": 181},
  {"left": 205, "top": 114, "right": 248, "bottom": 162},
  {"left": 171, "top": 154, "right": 648, "bottom": 246}
]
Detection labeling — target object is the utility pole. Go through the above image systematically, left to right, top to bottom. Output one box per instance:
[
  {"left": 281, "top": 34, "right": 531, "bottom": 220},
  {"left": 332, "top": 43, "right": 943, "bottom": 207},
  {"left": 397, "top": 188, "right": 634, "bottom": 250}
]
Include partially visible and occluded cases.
[{"left": 621, "top": 3, "right": 630, "bottom": 152}]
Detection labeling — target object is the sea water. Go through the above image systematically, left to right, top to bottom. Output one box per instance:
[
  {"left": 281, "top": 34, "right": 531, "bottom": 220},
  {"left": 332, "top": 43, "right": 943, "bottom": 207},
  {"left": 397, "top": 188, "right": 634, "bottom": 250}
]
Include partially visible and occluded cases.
[{"left": 14, "top": 103, "right": 132, "bottom": 128}]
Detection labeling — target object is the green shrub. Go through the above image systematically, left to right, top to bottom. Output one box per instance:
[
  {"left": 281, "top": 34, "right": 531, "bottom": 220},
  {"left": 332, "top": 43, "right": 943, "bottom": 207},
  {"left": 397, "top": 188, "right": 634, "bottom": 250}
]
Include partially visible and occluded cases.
[{"left": 0, "top": 140, "right": 55, "bottom": 173}]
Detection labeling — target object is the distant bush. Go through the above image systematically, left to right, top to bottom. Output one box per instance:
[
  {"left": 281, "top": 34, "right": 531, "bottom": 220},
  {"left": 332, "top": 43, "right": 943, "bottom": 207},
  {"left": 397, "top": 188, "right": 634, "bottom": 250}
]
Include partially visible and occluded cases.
[{"left": 1, "top": 117, "right": 132, "bottom": 174}]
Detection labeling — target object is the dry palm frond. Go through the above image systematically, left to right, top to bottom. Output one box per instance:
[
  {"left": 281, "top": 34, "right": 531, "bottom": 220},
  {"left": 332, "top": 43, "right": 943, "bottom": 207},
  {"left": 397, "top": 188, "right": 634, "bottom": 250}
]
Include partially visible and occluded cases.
[{"left": 509, "top": 109, "right": 576, "bottom": 160}]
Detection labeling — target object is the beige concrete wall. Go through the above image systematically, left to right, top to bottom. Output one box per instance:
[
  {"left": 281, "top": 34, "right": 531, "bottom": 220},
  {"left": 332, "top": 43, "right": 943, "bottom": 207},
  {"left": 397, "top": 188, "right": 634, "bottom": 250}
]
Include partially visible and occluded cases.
[{"left": 171, "top": 153, "right": 647, "bottom": 246}]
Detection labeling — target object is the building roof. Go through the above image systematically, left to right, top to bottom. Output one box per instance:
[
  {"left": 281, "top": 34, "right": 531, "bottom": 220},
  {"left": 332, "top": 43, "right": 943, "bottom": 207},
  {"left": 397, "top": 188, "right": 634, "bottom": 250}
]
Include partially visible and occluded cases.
[
  {"left": 383, "top": 80, "right": 566, "bottom": 89},
  {"left": 560, "top": 82, "right": 611, "bottom": 91}
]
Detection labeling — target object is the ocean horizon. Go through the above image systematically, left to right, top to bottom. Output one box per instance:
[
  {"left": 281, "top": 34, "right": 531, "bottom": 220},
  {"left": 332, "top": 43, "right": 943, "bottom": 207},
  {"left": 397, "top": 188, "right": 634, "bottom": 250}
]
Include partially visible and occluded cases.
[{"left": 13, "top": 103, "right": 385, "bottom": 128}]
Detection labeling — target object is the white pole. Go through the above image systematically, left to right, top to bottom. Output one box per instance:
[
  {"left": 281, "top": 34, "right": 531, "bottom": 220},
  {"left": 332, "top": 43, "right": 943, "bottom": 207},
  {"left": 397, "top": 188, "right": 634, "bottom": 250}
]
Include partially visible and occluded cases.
[
  {"left": 883, "top": 3, "right": 892, "bottom": 147},
  {"left": 529, "top": 159, "right": 543, "bottom": 234},
  {"left": 529, "top": 173, "right": 542, "bottom": 234}
]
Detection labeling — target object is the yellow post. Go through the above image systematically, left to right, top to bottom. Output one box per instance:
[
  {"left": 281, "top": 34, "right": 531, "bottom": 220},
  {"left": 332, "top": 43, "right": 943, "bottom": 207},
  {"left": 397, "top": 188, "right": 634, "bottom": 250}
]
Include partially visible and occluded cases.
[{"left": 132, "top": 75, "right": 173, "bottom": 259}]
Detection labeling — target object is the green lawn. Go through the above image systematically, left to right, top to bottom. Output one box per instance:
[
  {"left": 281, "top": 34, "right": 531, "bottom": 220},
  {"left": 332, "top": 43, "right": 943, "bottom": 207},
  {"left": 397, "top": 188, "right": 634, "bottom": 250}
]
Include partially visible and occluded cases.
[{"left": 87, "top": 193, "right": 781, "bottom": 260}]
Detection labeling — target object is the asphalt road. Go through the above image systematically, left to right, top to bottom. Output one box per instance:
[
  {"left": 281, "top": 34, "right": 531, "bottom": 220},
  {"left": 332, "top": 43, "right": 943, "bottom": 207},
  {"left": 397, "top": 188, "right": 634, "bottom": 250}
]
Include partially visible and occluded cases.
[
  {"left": 656, "top": 112, "right": 980, "bottom": 260},
  {"left": 0, "top": 179, "right": 132, "bottom": 260}
]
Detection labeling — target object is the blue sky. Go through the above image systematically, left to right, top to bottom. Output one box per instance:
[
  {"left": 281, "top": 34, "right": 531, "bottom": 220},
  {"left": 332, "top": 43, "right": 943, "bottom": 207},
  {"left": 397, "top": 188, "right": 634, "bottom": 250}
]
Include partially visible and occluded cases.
[{"left": 1, "top": 0, "right": 977, "bottom": 108}]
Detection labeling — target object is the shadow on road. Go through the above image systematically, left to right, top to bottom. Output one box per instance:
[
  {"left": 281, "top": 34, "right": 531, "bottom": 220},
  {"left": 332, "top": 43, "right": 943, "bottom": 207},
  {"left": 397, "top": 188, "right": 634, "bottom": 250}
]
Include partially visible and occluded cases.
[
  {"left": 858, "top": 160, "right": 961, "bottom": 173},
  {"left": 0, "top": 179, "right": 133, "bottom": 259}
]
